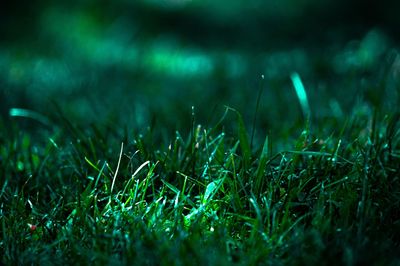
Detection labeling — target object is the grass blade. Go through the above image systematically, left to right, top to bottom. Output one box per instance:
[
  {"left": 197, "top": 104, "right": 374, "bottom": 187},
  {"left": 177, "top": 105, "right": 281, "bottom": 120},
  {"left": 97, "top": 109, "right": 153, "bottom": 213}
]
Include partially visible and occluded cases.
[
  {"left": 290, "top": 72, "right": 311, "bottom": 119},
  {"left": 9, "top": 108, "right": 51, "bottom": 126},
  {"left": 228, "top": 108, "right": 251, "bottom": 168},
  {"left": 254, "top": 134, "right": 269, "bottom": 195},
  {"left": 111, "top": 142, "right": 124, "bottom": 194}
]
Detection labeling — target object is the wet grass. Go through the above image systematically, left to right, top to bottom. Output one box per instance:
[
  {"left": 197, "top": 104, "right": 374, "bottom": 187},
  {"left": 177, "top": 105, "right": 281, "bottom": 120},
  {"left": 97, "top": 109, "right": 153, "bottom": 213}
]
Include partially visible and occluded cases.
[{"left": 1, "top": 98, "right": 400, "bottom": 265}]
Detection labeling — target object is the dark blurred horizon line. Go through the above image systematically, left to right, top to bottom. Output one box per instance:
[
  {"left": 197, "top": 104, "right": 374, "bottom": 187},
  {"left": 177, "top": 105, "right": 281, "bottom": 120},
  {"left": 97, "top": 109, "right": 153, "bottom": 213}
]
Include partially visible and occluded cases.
[{"left": 1, "top": 0, "right": 400, "bottom": 52}]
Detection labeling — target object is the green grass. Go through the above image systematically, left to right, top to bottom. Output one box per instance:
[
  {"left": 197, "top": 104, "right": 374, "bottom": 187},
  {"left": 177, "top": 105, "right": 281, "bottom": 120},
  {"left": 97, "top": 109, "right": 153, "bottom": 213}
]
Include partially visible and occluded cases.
[
  {"left": 1, "top": 3, "right": 400, "bottom": 264},
  {"left": 1, "top": 24, "right": 400, "bottom": 265},
  {"left": 1, "top": 103, "right": 400, "bottom": 265}
]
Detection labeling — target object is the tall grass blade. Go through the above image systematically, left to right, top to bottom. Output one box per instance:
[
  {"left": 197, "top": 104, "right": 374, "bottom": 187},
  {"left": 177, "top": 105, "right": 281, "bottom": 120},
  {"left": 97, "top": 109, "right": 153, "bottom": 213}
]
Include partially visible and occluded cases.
[
  {"left": 290, "top": 72, "right": 311, "bottom": 119},
  {"left": 251, "top": 75, "right": 265, "bottom": 149},
  {"left": 236, "top": 110, "right": 251, "bottom": 168},
  {"left": 254, "top": 135, "right": 269, "bottom": 195},
  {"left": 111, "top": 142, "right": 124, "bottom": 194}
]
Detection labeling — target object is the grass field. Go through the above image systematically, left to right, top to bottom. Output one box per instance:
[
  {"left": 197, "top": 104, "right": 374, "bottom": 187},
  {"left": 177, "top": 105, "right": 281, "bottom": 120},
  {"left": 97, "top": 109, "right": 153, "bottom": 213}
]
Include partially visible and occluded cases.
[
  {"left": 1, "top": 6, "right": 400, "bottom": 264},
  {"left": 2, "top": 86, "right": 400, "bottom": 265}
]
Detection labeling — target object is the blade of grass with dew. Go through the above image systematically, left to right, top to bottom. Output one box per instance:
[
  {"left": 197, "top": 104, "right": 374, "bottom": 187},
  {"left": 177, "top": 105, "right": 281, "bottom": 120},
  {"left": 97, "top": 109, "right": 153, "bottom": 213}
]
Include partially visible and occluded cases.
[
  {"left": 201, "top": 132, "right": 225, "bottom": 179},
  {"left": 203, "top": 177, "right": 225, "bottom": 205},
  {"left": 249, "top": 196, "right": 263, "bottom": 240}
]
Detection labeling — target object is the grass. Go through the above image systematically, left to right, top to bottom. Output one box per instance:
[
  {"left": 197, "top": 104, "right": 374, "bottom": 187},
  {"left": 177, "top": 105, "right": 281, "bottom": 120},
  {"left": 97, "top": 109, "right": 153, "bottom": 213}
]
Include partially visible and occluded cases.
[
  {"left": 0, "top": 21, "right": 399, "bottom": 265},
  {"left": 1, "top": 98, "right": 400, "bottom": 265}
]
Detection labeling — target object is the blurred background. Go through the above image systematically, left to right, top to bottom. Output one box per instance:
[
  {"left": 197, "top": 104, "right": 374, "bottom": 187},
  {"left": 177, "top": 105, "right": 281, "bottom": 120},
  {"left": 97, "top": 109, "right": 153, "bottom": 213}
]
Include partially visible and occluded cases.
[{"left": 1, "top": 0, "right": 399, "bottom": 144}]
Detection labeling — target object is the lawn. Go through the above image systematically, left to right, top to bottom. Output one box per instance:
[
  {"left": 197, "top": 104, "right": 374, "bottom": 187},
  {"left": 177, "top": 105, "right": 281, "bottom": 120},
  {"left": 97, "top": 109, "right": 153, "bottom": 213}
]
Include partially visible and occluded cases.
[{"left": 1, "top": 1, "right": 400, "bottom": 265}]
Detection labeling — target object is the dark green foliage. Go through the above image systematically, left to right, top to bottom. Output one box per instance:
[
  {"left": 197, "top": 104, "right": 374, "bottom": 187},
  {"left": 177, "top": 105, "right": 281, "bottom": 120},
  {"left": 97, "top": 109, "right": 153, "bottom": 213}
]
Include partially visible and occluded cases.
[
  {"left": 1, "top": 1, "right": 400, "bottom": 265},
  {"left": 1, "top": 106, "right": 400, "bottom": 265}
]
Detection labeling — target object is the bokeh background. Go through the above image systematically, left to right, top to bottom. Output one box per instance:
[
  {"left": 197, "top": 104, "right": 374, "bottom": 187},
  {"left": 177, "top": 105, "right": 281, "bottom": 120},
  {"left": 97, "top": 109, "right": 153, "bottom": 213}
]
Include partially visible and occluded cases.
[{"left": 1, "top": 0, "right": 400, "bottom": 144}]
